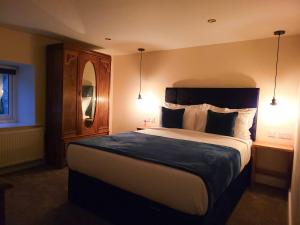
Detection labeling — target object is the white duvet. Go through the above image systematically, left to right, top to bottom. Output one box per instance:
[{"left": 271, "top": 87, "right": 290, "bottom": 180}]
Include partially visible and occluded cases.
[{"left": 67, "top": 128, "right": 251, "bottom": 216}]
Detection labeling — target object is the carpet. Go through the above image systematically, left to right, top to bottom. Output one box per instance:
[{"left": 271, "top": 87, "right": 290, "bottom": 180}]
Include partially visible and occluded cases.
[{"left": 1, "top": 166, "right": 288, "bottom": 225}]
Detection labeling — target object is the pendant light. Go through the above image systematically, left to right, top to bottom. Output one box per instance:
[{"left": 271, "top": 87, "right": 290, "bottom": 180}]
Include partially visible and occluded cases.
[
  {"left": 271, "top": 30, "right": 285, "bottom": 106},
  {"left": 137, "top": 48, "right": 145, "bottom": 100}
]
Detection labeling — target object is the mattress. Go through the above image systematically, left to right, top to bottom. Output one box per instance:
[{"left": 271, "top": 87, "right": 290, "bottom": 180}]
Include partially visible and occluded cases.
[{"left": 67, "top": 128, "right": 251, "bottom": 216}]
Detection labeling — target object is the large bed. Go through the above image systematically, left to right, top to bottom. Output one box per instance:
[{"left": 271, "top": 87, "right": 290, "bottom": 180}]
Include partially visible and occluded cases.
[{"left": 67, "top": 88, "right": 260, "bottom": 225}]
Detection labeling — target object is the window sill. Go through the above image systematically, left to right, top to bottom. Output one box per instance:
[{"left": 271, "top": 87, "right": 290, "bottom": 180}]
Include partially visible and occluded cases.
[{"left": 0, "top": 123, "right": 41, "bottom": 130}]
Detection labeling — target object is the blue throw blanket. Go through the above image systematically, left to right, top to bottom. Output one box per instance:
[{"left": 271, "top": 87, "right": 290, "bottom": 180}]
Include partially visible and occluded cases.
[{"left": 71, "top": 132, "right": 241, "bottom": 210}]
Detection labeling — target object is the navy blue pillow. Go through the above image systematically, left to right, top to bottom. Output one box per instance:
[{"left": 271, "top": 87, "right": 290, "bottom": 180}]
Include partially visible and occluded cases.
[
  {"left": 161, "top": 107, "right": 185, "bottom": 128},
  {"left": 205, "top": 110, "right": 238, "bottom": 137}
]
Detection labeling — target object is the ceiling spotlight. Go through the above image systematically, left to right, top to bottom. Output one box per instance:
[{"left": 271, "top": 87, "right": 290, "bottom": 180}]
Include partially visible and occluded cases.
[
  {"left": 208, "top": 18, "right": 216, "bottom": 23},
  {"left": 105, "top": 37, "right": 111, "bottom": 40}
]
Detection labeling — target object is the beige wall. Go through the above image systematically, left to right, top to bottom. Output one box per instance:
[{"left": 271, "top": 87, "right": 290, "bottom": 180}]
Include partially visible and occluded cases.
[
  {"left": 0, "top": 26, "right": 57, "bottom": 125},
  {"left": 0, "top": 26, "right": 58, "bottom": 168},
  {"left": 112, "top": 35, "right": 300, "bottom": 143},
  {"left": 291, "top": 87, "right": 300, "bottom": 225}
]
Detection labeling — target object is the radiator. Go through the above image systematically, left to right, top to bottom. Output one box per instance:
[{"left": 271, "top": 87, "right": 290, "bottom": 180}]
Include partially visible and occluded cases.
[{"left": 0, "top": 126, "right": 44, "bottom": 168}]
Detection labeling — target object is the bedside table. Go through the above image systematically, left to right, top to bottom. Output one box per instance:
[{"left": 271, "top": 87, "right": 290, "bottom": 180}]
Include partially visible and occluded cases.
[{"left": 251, "top": 141, "right": 294, "bottom": 189}]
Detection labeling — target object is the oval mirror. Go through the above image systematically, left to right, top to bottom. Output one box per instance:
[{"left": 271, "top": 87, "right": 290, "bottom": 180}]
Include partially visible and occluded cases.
[{"left": 81, "top": 61, "right": 96, "bottom": 128}]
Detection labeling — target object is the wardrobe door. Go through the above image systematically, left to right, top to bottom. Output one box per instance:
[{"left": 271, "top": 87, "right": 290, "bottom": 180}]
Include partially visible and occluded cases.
[
  {"left": 62, "top": 49, "right": 78, "bottom": 138},
  {"left": 78, "top": 53, "right": 100, "bottom": 135},
  {"left": 97, "top": 57, "right": 111, "bottom": 134}
]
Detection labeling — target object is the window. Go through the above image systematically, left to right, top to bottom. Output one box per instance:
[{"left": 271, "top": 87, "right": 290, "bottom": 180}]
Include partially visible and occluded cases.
[{"left": 0, "top": 67, "right": 16, "bottom": 122}]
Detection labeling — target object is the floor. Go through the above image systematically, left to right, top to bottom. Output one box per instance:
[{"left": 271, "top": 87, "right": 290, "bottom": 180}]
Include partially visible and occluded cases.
[{"left": 2, "top": 166, "right": 288, "bottom": 225}]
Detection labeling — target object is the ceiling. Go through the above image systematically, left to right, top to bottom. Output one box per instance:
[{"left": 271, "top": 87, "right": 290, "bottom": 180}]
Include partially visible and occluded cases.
[{"left": 0, "top": 0, "right": 300, "bottom": 55}]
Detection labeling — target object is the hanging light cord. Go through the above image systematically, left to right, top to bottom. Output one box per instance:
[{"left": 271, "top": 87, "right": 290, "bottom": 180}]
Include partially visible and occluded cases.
[
  {"left": 273, "top": 34, "right": 281, "bottom": 99},
  {"left": 139, "top": 50, "right": 143, "bottom": 95}
]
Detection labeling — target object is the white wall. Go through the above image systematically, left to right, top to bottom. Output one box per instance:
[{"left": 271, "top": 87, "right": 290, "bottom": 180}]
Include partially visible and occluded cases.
[
  {"left": 0, "top": 26, "right": 57, "bottom": 168},
  {"left": 0, "top": 26, "right": 57, "bottom": 125},
  {"left": 112, "top": 35, "right": 300, "bottom": 145},
  {"left": 0, "top": 60, "right": 36, "bottom": 125},
  {"left": 16, "top": 64, "right": 35, "bottom": 125},
  {"left": 290, "top": 86, "right": 300, "bottom": 225}
]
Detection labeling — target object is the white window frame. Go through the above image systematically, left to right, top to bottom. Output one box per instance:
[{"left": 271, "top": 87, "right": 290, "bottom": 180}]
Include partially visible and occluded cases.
[{"left": 0, "top": 72, "right": 17, "bottom": 123}]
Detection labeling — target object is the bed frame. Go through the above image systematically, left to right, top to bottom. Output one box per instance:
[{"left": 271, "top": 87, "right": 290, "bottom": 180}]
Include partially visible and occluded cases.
[{"left": 68, "top": 87, "right": 260, "bottom": 225}]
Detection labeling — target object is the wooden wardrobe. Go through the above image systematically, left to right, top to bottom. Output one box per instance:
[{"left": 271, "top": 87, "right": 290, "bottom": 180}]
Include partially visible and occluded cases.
[{"left": 45, "top": 44, "right": 111, "bottom": 167}]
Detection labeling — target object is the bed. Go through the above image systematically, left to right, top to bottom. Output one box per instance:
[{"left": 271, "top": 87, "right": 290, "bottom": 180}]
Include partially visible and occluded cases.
[{"left": 67, "top": 87, "right": 260, "bottom": 225}]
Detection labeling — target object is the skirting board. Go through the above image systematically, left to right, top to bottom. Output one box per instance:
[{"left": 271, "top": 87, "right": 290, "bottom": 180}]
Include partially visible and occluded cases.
[{"left": 0, "top": 160, "right": 44, "bottom": 175}]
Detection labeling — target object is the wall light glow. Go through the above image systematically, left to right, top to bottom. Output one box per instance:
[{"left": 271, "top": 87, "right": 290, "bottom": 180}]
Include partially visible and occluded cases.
[
  {"left": 135, "top": 92, "right": 160, "bottom": 117},
  {"left": 260, "top": 97, "right": 298, "bottom": 127}
]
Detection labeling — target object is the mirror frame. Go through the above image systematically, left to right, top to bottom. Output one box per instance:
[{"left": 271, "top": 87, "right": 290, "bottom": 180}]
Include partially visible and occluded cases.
[
  {"left": 78, "top": 54, "right": 99, "bottom": 134},
  {"left": 81, "top": 60, "right": 97, "bottom": 128}
]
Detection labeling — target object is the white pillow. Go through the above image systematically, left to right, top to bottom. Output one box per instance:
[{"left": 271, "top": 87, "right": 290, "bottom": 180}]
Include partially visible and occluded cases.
[
  {"left": 163, "top": 102, "right": 187, "bottom": 109},
  {"left": 162, "top": 103, "right": 198, "bottom": 130},
  {"left": 194, "top": 103, "right": 256, "bottom": 140},
  {"left": 182, "top": 106, "right": 199, "bottom": 130},
  {"left": 225, "top": 108, "right": 257, "bottom": 140}
]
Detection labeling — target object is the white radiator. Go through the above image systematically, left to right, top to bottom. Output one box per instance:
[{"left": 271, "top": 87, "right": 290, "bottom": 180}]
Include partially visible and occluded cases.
[{"left": 0, "top": 126, "right": 44, "bottom": 168}]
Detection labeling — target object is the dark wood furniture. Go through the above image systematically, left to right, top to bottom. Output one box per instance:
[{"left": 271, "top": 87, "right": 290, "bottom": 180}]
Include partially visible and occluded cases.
[
  {"left": 46, "top": 44, "right": 111, "bottom": 167},
  {"left": 68, "top": 88, "right": 260, "bottom": 225},
  {"left": 251, "top": 141, "right": 294, "bottom": 189},
  {"left": 0, "top": 182, "right": 12, "bottom": 225}
]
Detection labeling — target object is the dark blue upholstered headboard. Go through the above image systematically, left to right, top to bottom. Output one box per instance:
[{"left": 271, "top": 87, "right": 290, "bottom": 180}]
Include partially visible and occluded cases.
[{"left": 165, "top": 88, "right": 260, "bottom": 140}]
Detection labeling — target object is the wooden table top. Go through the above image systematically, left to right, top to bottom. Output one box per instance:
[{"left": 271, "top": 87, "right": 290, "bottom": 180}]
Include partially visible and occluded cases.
[{"left": 252, "top": 141, "right": 294, "bottom": 152}]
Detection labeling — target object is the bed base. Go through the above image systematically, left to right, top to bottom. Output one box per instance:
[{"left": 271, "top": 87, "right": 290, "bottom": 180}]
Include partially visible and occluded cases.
[{"left": 68, "top": 161, "right": 251, "bottom": 225}]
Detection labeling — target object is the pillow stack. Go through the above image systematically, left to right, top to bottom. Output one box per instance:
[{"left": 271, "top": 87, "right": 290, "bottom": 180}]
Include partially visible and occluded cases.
[
  {"left": 161, "top": 102, "right": 256, "bottom": 140},
  {"left": 163, "top": 102, "right": 199, "bottom": 130}
]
